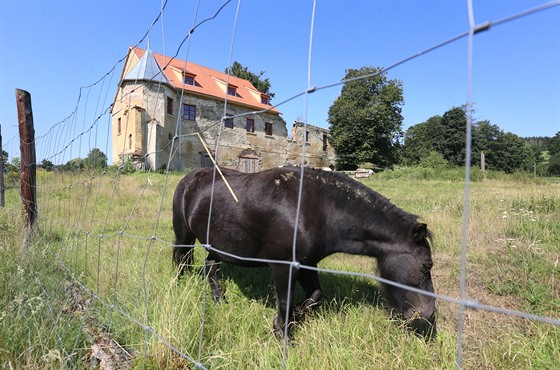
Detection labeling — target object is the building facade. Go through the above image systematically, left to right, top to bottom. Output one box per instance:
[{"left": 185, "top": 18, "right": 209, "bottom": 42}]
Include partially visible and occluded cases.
[{"left": 111, "top": 47, "right": 335, "bottom": 172}]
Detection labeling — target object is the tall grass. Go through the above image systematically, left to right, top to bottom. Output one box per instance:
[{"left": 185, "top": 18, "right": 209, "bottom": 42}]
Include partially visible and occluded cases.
[{"left": 1, "top": 169, "right": 558, "bottom": 368}]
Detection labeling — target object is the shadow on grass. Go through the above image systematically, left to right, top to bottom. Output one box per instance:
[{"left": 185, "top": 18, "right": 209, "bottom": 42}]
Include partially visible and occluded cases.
[{"left": 217, "top": 263, "right": 383, "bottom": 313}]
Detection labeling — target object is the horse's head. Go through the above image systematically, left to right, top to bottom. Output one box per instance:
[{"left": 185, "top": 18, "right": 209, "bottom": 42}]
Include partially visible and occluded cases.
[{"left": 378, "top": 223, "right": 436, "bottom": 338}]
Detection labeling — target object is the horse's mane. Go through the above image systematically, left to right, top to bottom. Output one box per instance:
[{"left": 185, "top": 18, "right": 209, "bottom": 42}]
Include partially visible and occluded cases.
[{"left": 295, "top": 167, "right": 423, "bottom": 230}]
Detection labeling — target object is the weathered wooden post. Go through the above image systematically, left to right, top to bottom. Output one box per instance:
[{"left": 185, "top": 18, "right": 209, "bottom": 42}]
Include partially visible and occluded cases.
[
  {"left": 16, "top": 89, "right": 37, "bottom": 235},
  {"left": 0, "top": 124, "right": 4, "bottom": 208}
]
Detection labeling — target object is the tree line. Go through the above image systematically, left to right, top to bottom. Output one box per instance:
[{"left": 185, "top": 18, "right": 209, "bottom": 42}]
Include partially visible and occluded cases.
[
  {"left": 5, "top": 63, "right": 558, "bottom": 177},
  {"left": 327, "top": 66, "right": 560, "bottom": 175},
  {"left": 3, "top": 148, "right": 107, "bottom": 175}
]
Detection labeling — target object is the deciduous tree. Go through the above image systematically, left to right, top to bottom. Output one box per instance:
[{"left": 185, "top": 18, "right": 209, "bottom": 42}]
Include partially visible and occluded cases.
[
  {"left": 226, "top": 61, "right": 274, "bottom": 99},
  {"left": 328, "top": 66, "right": 404, "bottom": 169},
  {"left": 440, "top": 106, "right": 468, "bottom": 166},
  {"left": 401, "top": 115, "right": 444, "bottom": 165},
  {"left": 548, "top": 132, "right": 560, "bottom": 175},
  {"left": 84, "top": 148, "right": 107, "bottom": 170}
]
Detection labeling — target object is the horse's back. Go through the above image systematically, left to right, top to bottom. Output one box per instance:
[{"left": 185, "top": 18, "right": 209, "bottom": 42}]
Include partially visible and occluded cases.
[{"left": 173, "top": 167, "right": 311, "bottom": 264}]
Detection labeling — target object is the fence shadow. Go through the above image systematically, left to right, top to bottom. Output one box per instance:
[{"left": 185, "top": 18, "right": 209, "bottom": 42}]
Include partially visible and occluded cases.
[{"left": 218, "top": 262, "right": 384, "bottom": 313}]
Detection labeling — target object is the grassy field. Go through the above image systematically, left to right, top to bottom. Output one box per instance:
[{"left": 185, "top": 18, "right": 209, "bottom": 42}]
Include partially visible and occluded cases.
[{"left": 1, "top": 168, "right": 559, "bottom": 369}]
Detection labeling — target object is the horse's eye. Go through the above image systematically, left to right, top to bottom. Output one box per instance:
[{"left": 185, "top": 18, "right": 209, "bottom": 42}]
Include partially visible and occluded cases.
[{"left": 422, "top": 262, "right": 433, "bottom": 272}]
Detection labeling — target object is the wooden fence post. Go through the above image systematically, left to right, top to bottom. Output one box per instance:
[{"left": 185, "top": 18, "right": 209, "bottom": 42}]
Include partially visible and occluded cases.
[{"left": 16, "top": 89, "right": 37, "bottom": 233}]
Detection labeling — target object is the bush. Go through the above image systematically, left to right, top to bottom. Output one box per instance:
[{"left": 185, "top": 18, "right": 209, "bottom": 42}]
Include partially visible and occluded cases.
[
  {"left": 418, "top": 151, "right": 450, "bottom": 170},
  {"left": 4, "top": 171, "right": 20, "bottom": 189}
]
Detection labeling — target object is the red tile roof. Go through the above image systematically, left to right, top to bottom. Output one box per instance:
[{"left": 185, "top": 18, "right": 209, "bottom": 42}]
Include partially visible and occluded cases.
[{"left": 128, "top": 47, "right": 280, "bottom": 114}]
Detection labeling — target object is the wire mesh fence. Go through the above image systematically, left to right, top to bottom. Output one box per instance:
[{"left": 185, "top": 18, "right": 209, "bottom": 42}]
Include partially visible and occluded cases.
[{"left": 2, "top": 1, "right": 559, "bottom": 368}]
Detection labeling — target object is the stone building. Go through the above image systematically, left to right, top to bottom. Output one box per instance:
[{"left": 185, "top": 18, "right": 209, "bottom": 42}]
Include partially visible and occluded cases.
[{"left": 111, "top": 47, "right": 335, "bottom": 172}]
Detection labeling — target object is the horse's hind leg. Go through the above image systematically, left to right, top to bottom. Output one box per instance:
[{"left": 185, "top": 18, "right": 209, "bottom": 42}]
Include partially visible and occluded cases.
[
  {"left": 270, "top": 264, "right": 298, "bottom": 338},
  {"left": 296, "top": 268, "right": 322, "bottom": 319}
]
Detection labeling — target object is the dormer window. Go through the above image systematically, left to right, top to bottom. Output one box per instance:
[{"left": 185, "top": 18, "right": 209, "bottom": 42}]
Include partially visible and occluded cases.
[
  {"left": 183, "top": 72, "right": 196, "bottom": 86},
  {"left": 227, "top": 84, "right": 238, "bottom": 96},
  {"left": 261, "top": 94, "right": 270, "bottom": 105}
]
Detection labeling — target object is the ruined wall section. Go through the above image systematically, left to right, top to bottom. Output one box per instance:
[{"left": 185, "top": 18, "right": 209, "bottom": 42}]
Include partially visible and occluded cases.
[{"left": 288, "top": 122, "right": 336, "bottom": 169}]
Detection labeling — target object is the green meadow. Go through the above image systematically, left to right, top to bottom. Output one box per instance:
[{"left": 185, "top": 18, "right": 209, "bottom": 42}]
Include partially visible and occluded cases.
[{"left": 1, "top": 168, "right": 558, "bottom": 369}]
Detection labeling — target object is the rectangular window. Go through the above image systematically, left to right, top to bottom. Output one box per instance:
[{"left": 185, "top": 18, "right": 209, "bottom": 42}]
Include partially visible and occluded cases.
[
  {"left": 184, "top": 75, "right": 195, "bottom": 85},
  {"left": 227, "top": 85, "right": 237, "bottom": 96},
  {"left": 261, "top": 95, "right": 270, "bottom": 105},
  {"left": 166, "top": 97, "right": 174, "bottom": 116},
  {"left": 183, "top": 104, "right": 196, "bottom": 121},
  {"left": 224, "top": 115, "right": 234, "bottom": 128},
  {"left": 117, "top": 117, "right": 121, "bottom": 135},
  {"left": 246, "top": 118, "right": 255, "bottom": 133},
  {"left": 265, "top": 122, "right": 273, "bottom": 136},
  {"left": 306, "top": 131, "right": 310, "bottom": 142},
  {"left": 323, "top": 134, "right": 328, "bottom": 151},
  {"left": 200, "top": 153, "right": 214, "bottom": 168}
]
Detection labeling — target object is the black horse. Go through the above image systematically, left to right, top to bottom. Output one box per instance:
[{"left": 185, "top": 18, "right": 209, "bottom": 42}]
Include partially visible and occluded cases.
[{"left": 173, "top": 166, "right": 436, "bottom": 338}]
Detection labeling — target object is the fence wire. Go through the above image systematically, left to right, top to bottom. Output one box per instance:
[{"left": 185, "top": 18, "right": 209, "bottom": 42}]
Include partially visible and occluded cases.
[{"left": 6, "top": 0, "right": 559, "bottom": 369}]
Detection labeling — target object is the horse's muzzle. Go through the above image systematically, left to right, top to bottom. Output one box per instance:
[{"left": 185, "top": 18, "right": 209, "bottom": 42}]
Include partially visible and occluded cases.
[{"left": 406, "top": 311, "right": 437, "bottom": 340}]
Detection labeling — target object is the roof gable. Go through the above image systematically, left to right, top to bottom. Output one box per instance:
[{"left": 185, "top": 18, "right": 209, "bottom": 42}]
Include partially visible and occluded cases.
[{"left": 126, "top": 47, "right": 279, "bottom": 114}]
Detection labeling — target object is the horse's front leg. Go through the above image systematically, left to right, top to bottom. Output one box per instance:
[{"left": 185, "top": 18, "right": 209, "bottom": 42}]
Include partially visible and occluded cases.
[
  {"left": 174, "top": 246, "right": 194, "bottom": 277},
  {"left": 205, "top": 259, "right": 224, "bottom": 302},
  {"left": 270, "top": 264, "right": 297, "bottom": 338},
  {"left": 295, "top": 267, "right": 322, "bottom": 320}
]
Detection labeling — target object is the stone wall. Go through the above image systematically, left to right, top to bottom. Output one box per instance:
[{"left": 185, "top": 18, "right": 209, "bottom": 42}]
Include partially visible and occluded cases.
[
  {"left": 112, "top": 82, "right": 335, "bottom": 172},
  {"left": 288, "top": 122, "right": 336, "bottom": 169}
]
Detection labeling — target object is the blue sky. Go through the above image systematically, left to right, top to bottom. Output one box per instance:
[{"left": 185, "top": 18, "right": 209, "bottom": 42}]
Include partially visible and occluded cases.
[{"left": 1, "top": 0, "right": 559, "bottom": 163}]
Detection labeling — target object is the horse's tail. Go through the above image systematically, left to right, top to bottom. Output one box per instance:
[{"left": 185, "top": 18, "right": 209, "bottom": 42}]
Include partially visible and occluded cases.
[{"left": 172, "top": 175, "right": 196, "bottom": 275}]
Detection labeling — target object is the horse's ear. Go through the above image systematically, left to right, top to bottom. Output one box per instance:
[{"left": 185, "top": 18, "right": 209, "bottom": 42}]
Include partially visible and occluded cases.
[{"left": 411, "top": 223, "right": 428, "bottom": 242}]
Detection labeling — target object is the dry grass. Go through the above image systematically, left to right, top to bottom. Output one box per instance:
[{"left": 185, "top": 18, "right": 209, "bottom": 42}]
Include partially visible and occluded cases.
[{"left": 1, "top": 170, "right": 558, "bottom": 369}]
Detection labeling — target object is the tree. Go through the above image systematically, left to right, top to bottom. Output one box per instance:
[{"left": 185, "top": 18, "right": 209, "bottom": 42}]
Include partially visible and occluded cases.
[
  {"left": 226, "top": 61, "right": 274, "bottom": 98},
  {"left": 328, "top": 66, "right": 404, "bottom": 169},
  {"left": 402, "top": 106, "right": 468, "bottom": 167},
  {"left": 439, "top": 107, "right": 469, "bottom": 166},
  {"left": 400, "top": 115, "right": 444, "bottom": 165},
  {"left": 472, "top": 120, "right": 501, "bottom": 167},
  {"left": 471, "top": 121, "right": 536, "bottom": 173},
  {"left": 490, "top": 132, "right": 535, "bottom": 173},
  {"left": 548, "top": 132, "right": 560, "bottom": 175},
  {"left": 548, "top": 132, "right": 560, "bottom": 155},
  {"left": 523, "top": 136, "right": 551, "bottom": 152},
  {"left": 84, "top": 148, "right": 107, "bottom": 170},
  {"left": 549, "top": 153, "right": 560, "bottom": 175},
  {"left": 7, "top": 157, "right": 20, "bottom": 172},
  {"left": 63, "top": 158, "right": 84, "bottom": 171},
  {"left": 40, "top": 159, "right": 54, "bottom": 171}
]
